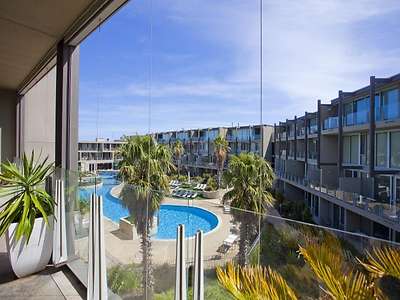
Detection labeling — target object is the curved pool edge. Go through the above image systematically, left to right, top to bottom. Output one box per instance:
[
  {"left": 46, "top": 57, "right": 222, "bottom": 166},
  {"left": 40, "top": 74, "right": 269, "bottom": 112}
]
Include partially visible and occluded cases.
[{"left": 151, "top": 203, "right": 222, "bottom": 242}]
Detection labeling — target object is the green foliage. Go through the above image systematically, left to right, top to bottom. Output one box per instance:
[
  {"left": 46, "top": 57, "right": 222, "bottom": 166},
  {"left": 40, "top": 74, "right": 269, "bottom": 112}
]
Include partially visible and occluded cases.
[
  {"left": 0, "top": 151, "right": 54, "bottom": 243},
  {"left": 223, "top": 152, "right": 275, "bottom": 213},
  {"left": 205, "top": 176, "right": 218, "bottom": 191},
  {"left": 276, "top": 197, "right": 314, "bottom": 223},
  {"left": 78, "top": 198, "right": 90, "bottom": 215},
  {"left": 107, "top": 264, "right": 141, "bottom": 296}
]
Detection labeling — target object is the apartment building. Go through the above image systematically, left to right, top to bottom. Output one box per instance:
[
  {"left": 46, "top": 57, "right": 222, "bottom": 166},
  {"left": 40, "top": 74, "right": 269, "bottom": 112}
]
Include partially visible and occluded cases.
[
  {"left": 274, "top": 74, "right": 400, "bottom": 241},
  {"left": 154, "top": 124, "right": 274, "bottom": 175},
  {"left": 78, "top": 138, "right": 124, "bottom": 172}
]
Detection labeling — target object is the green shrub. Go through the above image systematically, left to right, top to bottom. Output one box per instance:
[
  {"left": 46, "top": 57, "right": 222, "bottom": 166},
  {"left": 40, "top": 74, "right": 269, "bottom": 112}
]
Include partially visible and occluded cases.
[
  {"left": 205, "top": 176, "right": 218, "bottom": 191},
  {"left": 107, "top": 264, "right": 141, "bottom": 296}
]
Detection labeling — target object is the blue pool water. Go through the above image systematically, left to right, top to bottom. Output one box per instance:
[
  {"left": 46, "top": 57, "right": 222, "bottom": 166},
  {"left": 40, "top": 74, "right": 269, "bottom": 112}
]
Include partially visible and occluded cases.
[
  {"left": 79, "top": 171, "right": 219, "bottom": 239},
  {"left": 155, "top": 205, "right": 219, "bottom": 239}
]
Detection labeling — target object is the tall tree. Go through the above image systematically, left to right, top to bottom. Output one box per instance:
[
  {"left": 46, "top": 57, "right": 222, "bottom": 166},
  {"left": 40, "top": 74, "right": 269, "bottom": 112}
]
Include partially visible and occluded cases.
[
  {"left": 118, "top": 135, "right": 175, "bottom": 298},
  {"left": 214, "top": 135, "right": 230, "bottom": 188},
  {"left": 173, "top": 140, "right": 184, "bottom": 176},
  {"left": 223, "top": 152, "right": 274, "bottom": 265}
]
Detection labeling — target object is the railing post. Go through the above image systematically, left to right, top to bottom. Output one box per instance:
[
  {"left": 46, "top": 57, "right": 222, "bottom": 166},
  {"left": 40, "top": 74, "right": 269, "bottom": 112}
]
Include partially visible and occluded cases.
[
  {"left": 53, "top": 179, "right": 68, "bottom": 265},
  {"left": 87, "top": 194, "right": 108, "bottom": 300},
  {"left": 175, "top": 224, "right": 187, "bottom": 300},
  {"left": 193, "top": 230, "right": 204, "bottom": 300}
]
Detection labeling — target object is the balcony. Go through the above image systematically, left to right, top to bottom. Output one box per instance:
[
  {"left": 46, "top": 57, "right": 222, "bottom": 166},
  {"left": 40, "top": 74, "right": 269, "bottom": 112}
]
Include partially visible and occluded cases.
[
  {"left": 344, "top": 111, "right": 369, "bottom": 126},
  {"left": 323, "top": 116, "right": 338, "bottom": 130},
  {"left": 308, "top": 125, "right": 318, "bottom": 135},
  {"left": 276, "top": 171, "right": 400, "bottom": 228}
]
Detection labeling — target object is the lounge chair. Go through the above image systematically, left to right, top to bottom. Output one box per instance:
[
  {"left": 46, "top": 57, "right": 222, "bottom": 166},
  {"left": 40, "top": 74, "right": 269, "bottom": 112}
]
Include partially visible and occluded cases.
[
  {"left": 191, "top": 192, "right": 198, "bottom": 199},
  {"left": 223, "top": 205, "right": 231, "bottom": 213},
  {"left": 223, "top": 234, "right": 238, "bottom": 247}
]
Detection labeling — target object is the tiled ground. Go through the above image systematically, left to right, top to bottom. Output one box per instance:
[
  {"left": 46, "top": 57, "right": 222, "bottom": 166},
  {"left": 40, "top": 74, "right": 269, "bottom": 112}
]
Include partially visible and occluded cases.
[{"left": 0, "top": 237, "right": 85, "bottom": 300}]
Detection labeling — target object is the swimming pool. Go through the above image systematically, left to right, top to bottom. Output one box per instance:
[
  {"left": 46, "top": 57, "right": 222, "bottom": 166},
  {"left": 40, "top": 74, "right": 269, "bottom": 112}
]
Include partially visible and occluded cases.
[
  {"left": 79, "top": 172, "right": 219, "bottom": 239},
  {"left": 155, "top": 205, "right": 219, "bottom": 239}
]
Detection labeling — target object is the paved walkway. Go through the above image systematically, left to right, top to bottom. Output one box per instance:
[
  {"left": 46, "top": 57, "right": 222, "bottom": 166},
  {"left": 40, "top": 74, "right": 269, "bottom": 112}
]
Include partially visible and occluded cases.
[{"left": 74, "top": 184, "right": 239, "bottom": 269}]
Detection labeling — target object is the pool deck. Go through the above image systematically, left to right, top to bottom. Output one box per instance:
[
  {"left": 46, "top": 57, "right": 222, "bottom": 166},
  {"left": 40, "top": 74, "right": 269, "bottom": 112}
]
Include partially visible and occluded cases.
[{"left": 75, "top": 183, "right": 238, "bottom": 268}]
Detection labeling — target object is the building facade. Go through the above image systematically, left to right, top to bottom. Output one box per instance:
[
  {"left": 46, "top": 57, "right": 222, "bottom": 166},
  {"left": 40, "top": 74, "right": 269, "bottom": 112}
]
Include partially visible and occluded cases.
[
  {"left": 274, "top": 73, "right": 400, "bottom": 242},
  {"left": 154, "top": 124, "right": 274, "bottom": 175},
  {"left": 78, "top": 139, "right": 124, "bottom": 172}
]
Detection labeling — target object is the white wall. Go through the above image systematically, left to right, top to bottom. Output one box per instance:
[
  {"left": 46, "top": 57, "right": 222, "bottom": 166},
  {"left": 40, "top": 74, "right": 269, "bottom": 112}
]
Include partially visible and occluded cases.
[{"left": 22, "top": 67, "right": 56, "bottom": 162}]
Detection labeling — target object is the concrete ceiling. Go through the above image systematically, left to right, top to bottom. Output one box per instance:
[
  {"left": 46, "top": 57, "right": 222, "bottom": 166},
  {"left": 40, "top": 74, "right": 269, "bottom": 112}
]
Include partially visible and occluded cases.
[{"left": 0, "top": 0, "right": 92, "bottom": 90}]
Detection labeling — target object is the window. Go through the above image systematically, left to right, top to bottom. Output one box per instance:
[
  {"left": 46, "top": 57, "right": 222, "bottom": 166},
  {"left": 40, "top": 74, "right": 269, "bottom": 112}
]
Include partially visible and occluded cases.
[
  {"left": 376, "top": 89, "right": 400, "bottom": 121},
  {"left": 343, "top": 97, "right": 370, "bottom": 125},
  {"left": 390, "top": 131, "right": 400, "bottom": 168},
  {"left": 376, "top": 132, "right": 388, "bottom": 167},
  {"left": 360, "top": 133, "right": 368, "bottom": 165},
  {"left": 343, "top": 135, "right": 359, "bottom": 164},
  {"left": 375, "top": 175, "right": 390, "bottom": 204}
]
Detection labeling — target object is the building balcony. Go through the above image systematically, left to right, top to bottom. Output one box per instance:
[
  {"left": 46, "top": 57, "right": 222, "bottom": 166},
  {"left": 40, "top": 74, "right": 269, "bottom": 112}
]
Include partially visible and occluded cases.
[
  {"left": 344, "top": 111, "right": 369, "bottom": 127},
  {"left": 323, "top": 116, "right": 338, "bottom": 130},
  {"left": 275, "top": 171, "right": 400, "bottom": 229}
]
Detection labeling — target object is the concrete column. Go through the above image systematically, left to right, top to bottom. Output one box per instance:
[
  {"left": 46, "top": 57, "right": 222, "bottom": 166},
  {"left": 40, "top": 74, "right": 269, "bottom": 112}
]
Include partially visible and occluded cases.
[
  {"left": 55, "top": 41, "right": 79, "bottom": 171},
  {"left": 369, "top": 76, "right": 376, "bottom": 178},
  {"left": 338, "top": 91, "right": 343, "bottom": 177},
  {"left": 317, "top": 100, "right": 321, "bottom": 169},
  {"left": 304, "top": 112, "right": 308, "bottom": 178},
  {"left": 294, "top": 116, "right": 297, "bottom": 160},
  {"left": 285, "top": 119, "right": 289, "bottom": 160}
]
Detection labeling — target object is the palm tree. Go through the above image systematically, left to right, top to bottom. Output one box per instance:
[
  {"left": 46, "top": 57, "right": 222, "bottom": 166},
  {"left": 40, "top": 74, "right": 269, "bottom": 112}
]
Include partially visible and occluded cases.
[
  {"left": 118, "top": 135, "right": 175, "bottom": 298},
  {"left": 214, "top": 135, "right": 230, "bottom": 188},
  {"left": 173, "top": 140, "right": 184, "bottom": 176},
  {"left": 223, "top": 152, "right": 275, "bottom": 265},
  {"left": 216, "top": 262, "right": 298, "bottom": 300}
]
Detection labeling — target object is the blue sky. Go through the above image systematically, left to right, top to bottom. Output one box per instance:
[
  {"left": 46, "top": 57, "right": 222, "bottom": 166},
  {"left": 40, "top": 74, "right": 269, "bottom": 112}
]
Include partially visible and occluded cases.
[{"left": 79, "top": 0, "right": 400, "bottom": 140}]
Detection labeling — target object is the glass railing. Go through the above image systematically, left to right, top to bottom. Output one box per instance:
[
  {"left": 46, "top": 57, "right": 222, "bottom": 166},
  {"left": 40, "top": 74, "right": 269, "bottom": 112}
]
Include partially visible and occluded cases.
[
  {"left": 344, "top": 111, "right": 369, "bottom": 126},
  {"left": 323, "top": 116, "right": 338, "bottom": 130},
  {"left": 308, "top": 125, "right": 318, "bottom": 134},
  {"left": 296, "top": 127, "right": 305, "bottom": 136},
  {"left": 308, "top": 152, "right": 317, "bottom": 160},
  {"left": 56, "top": 167, "right": 400, "bottom": 299},
  {"left": 276, "top": 172, "right": 400, "bottom": 225}
]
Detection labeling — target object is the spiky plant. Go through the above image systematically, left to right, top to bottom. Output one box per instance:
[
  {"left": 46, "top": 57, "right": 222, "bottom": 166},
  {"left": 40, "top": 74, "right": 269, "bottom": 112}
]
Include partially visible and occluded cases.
[
  {"left": 214, "top": 135, "right": 230, "bottom": 188},
  {"left": 0, "top": 151, "right": 54, "bottom": 243},
  {"left": 298, "top": 234, "right": 378, "bottom": 299},
  {"left": 358, "top": 246, "right": 400, "bottom": 280},
  {"left": 216, "top": 262, "right": 298, "bottom": 300}
]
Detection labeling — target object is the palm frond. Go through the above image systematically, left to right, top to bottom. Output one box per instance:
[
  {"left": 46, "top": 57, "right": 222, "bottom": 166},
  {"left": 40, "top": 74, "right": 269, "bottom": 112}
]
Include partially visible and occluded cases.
[
  {"left": 358, "top": 246, "right": 400, "bottom": 279},
  {"left": 216, "top": 262, "right": 298, "bottom": 300}
]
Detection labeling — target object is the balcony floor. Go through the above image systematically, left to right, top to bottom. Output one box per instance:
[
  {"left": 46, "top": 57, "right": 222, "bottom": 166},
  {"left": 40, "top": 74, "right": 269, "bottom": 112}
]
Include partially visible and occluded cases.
[{"left": 0, "top": 237, "right": 85, "bottom": 300}]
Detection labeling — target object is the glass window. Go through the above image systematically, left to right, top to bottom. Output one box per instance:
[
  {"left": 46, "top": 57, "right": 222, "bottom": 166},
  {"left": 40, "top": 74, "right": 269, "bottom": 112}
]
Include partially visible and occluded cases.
[
  {"left": 386, "top": 89, "right": 400, "bottom": 120},
  {"left": 354, "top": 97, "right": 369, "bottom": 124},
  {"left": 343, "top": 102, "right": 353, "bottom": 126},
  {"left": 390, "top": 131, "right": 400, "bottom": 168},
  {"left": 376, "top": 132, "right": 388, "bottom": 167},
  {"left": 360, "top": 133, "right": 368, "bottom": 165},
  {"left": 350, "top": 135, "right": 359, "bottom": 163},
  {"left": 343, "top": 136, "right": 351, "bottom": 163},
  {"left": 376, "top": 175, "right": 390, "bottom": 204}
]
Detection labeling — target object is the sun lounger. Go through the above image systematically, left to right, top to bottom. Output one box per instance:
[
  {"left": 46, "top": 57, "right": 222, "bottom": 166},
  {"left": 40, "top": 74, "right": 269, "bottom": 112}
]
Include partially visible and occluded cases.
[
  {"left": 191, "top": 193, "right": 198, "bottom": 199},
  {"left": 223, "top": 205, "right": 231, "bottom": 213},
  {"left": 223, "top": 234, "right": 238, "bottom": 246}
]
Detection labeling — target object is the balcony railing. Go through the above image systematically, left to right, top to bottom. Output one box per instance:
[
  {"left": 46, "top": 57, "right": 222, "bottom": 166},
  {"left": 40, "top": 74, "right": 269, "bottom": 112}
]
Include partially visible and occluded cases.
[
  {"left": 344, "top": 111, "right": 369, "bottom": 126},
  {"left": 323, "top": 116, "right": 338, "bottom": 130},
  {"left": 308, "top": 125, "right": 318, "bottom": 134},
  {"left": 55, "top": 168, "right": 400, "bottom": 299},
  {"left": 276, "top": 171, "right": 400, "bottom": 225}
]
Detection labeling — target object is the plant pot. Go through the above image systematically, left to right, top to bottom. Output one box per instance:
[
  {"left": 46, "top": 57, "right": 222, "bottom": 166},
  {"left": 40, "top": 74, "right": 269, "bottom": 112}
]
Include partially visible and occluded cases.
[
  {"left": 202, "top": 190, "right": 223, "bottom": 199},
  {"left": 6, "top": 216, "right": 53, "bottom": 278},
  {"left": 119, "top": 217, "right": 134, "bottom": 239}
]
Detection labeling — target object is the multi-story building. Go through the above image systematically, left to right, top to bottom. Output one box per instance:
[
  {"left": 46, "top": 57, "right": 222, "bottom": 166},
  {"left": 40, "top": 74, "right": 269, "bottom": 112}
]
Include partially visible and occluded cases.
[
  {"left": 274, "top": 73, "right": 400, "bottom": 242},
  {"left": 154, "top": 124, "right": 274, "bottom": 175},
  {"left": 78, "top": 138, "right": 124, "bottom": 172}
]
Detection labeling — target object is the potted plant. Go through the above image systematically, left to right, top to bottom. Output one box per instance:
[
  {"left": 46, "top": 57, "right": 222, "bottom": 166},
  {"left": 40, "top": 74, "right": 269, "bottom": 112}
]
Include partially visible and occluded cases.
[
  {"left": 0, "top": 152, "right": 55, "bottom": 277},
  {"left": 202, "top": 176, "right": 222, "bottom": 199}
]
